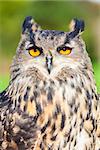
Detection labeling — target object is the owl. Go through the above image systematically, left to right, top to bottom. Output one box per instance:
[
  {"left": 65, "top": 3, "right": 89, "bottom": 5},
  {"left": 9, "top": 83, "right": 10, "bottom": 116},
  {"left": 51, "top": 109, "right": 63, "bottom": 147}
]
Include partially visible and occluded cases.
[{"left": 0, "top": 16, "right": 100, "bottom": 150}]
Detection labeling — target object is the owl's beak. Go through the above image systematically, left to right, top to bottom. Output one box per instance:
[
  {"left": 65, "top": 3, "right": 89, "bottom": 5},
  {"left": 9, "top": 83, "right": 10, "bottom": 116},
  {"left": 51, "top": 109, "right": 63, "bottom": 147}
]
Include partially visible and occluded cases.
[{"left": 46, "top": 53, "right": 53, "bottom": 74}]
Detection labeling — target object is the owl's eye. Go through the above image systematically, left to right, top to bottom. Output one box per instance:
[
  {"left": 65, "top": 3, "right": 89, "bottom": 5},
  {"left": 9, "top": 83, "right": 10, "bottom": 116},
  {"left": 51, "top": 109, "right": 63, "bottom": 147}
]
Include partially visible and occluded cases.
[
  {"left": 27, "top": 46, "right": 42, "bottom": 57},
  {"left": 57, "top": 46, "right": 72, "bottom": 55},
  {"left": 29, "top": 49, "right": 40, "bottom": 57}
]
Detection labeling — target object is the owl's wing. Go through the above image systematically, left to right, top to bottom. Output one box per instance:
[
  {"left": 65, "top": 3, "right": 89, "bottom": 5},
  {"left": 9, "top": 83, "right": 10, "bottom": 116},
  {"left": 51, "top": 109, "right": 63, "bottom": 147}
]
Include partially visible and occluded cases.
[
  {"left": 0, "top": 90, "right": 39, "bottom": 150},
  {"left": 0, "top": 90, "right": 12, "bottom": 149}
]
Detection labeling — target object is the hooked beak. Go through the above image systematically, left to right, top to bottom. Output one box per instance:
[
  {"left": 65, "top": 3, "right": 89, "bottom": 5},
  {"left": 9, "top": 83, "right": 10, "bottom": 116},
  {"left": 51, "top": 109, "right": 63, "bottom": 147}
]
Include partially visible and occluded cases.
[{"left": 46, "top": 53, "right": 53, "bottom": 74}]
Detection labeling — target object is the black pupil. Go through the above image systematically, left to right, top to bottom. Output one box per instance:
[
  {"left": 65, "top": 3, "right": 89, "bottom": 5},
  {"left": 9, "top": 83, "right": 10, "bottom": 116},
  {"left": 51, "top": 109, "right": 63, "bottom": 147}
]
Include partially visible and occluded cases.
[
  {"left": 28, "top": 46, "right": 40, "bottom": 52},
  {"left": 57, "top": 46, "right": 71, "bottom": 52},
  {"left": 62, "top": 47, "right": 67, "bottom": 51},
  {"left": 34, "top": 49, "right": 37, "bottom": 52}
]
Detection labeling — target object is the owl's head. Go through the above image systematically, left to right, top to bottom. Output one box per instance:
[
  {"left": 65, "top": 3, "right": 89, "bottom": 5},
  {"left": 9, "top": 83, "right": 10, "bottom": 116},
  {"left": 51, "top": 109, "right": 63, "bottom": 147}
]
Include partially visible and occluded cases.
[{"left": 11, "top": 16, "right": 91, "bottom": 80}]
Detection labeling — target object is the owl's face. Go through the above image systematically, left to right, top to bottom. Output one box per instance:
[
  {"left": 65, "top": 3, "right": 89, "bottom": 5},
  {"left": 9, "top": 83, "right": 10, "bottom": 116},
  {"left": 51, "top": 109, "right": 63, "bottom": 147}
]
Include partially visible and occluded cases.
[{"left": 13, "top": 17, "right": 89, "bottom": 79}]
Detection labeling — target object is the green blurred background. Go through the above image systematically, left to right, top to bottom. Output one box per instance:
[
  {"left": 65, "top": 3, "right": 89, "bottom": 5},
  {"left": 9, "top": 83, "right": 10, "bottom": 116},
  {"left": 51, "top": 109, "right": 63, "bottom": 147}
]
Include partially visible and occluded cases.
[{"left": 0, "top": 0, "right": 100, "bottom": 92}]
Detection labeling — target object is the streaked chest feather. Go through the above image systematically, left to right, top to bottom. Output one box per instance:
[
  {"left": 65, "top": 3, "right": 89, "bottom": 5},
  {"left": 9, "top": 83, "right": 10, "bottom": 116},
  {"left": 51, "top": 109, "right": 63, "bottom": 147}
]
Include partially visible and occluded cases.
[{"left": 1, "top": 73, "right": 98, "bottom": 150}]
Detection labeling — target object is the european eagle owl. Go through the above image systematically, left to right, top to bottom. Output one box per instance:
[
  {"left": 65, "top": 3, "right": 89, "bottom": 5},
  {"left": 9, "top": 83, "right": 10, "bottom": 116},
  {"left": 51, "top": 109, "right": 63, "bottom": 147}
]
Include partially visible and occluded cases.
[{"left": 0, "top": 16, "right": 100, "bottom": 150}]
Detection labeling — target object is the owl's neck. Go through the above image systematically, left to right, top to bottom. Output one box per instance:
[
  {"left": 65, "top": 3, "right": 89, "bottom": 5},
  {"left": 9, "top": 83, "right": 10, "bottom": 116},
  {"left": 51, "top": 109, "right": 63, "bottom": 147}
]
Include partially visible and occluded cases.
[
  {"left": 6, "top": 57, "right": 96, "bottom": 100},
  {"left": 7, "top": 66, "right": 97, "bottom": 100}
]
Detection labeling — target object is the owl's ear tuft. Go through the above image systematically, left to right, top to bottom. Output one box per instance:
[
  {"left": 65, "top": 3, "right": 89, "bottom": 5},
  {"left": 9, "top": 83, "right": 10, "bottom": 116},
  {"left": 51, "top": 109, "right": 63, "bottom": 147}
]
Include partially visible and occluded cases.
[
  {"left": 22, "top": 16, "right": 41, "bottom": 34},
  {"left": 22, "top": 16, "right": 33, "bottom": 34},
  {"left": 68, "top": 19, "right": 85, "bottom": 39}
]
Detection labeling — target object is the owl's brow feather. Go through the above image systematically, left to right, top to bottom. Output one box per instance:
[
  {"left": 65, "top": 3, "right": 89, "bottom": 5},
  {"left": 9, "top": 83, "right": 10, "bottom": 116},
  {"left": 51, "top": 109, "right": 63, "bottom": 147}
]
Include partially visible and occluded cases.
[
  {"left": 29, "top": 29, "right": 70, "bottom": 47},
  {"left": 40, "top": 30, "right": 65, "bottom": 37}
]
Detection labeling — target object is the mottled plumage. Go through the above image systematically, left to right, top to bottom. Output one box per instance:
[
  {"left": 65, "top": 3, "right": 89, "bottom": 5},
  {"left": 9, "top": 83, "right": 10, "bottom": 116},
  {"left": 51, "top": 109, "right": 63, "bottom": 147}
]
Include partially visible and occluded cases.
[{"left": 0, "top": 16, "right": 100, "bottom": 150}]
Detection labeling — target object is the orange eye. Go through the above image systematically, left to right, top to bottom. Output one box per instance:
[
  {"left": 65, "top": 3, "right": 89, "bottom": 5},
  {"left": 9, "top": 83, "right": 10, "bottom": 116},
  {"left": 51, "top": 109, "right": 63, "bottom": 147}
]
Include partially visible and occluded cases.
[
  {"left": 27, "top": 46, "right": 42, "bottom": 57},
  {"left": 57, "top": 46, "right": 72, "bottom": 55},
  {"left": 29, "top": 48, "right": 40, "bottom": 57}
]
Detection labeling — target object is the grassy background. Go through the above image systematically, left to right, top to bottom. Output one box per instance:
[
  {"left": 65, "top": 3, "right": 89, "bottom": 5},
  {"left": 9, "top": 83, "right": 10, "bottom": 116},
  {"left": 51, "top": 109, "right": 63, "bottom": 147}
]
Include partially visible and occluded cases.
[{"left": 0, "top": 1, "right": 100, "bottom": 93}]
